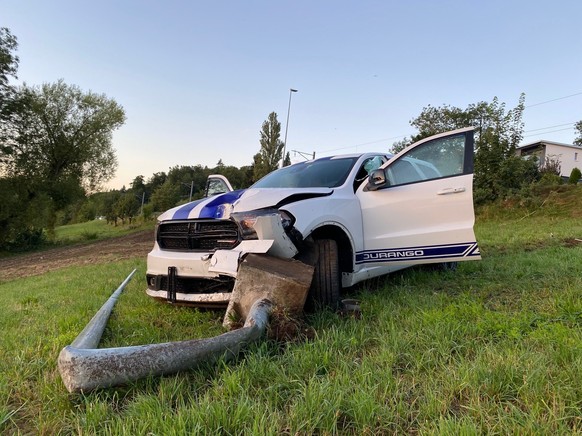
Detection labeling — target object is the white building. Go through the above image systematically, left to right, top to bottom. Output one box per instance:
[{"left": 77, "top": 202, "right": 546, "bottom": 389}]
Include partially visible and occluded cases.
[{"left": 516, "top": 140, "right": 581, "bottom": 179}]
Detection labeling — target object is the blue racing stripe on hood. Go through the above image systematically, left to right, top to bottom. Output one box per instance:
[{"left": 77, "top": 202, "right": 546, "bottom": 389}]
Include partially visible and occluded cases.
[
  {"left": 171, "top": 190, "right": 246, "bottom": 220},
  {"left": 199, "top": 190, "right": 246, "bottom": 218},
  {"left": 172, "top": 198, "right": 207, "bottom": 220}
]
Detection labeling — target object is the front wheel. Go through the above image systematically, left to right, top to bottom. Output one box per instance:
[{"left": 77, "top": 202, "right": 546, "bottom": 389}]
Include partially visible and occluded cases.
[{"left": 307, "top": 239, "right": 341, "bottom": 309}]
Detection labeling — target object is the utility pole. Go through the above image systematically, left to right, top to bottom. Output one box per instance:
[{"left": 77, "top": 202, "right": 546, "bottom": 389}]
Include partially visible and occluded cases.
[{"left": 281, "top": 88, "right": 298, "bottom": 168}]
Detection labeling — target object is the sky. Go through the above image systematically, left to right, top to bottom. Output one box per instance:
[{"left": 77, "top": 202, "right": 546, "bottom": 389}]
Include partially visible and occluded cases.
[{"left": 3, "top": 0, "right": 582, "bottom": 189}]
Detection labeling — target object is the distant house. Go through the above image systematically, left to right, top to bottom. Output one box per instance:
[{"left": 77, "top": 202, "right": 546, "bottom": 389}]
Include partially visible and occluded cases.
[{"left": 516, "top": 140, "right": 581, "bottom": 179}]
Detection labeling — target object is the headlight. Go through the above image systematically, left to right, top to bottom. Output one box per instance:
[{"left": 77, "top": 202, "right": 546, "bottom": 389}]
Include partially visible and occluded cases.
[{"left": 231, "top": 209, "right": 295, "bottom": 240}]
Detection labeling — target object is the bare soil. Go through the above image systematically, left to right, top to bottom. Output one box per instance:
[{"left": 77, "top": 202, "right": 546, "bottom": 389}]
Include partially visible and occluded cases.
[{"left": 0, "top": 230, "right": 153, "bottom": 282}]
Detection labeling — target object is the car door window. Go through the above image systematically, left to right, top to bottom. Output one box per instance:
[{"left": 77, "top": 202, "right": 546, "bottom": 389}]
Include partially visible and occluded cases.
[
  {"left": 386, "top": 134, "right": 467, "bottom": 187},
  {"left": 354, "top": 155, "right": 387, "bottom": 191},
  {"left": 206, "top": 178, "right": 231, "bottom": 196}
]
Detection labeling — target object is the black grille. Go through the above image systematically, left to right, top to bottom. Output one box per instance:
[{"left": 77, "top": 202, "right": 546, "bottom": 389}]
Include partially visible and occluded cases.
[
  {"left": 158, "top": 220, "right": 240, "bottom": 251},
  {"left": 147, "top": 274, "right": 235, "bottom": 294}
]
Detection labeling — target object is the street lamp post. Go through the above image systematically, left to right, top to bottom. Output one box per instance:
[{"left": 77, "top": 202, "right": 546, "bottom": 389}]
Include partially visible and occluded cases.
[{"left": 281, "top": 88, "right": 298, "bottom": 168}]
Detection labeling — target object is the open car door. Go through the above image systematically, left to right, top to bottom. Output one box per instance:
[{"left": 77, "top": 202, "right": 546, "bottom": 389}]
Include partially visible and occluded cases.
[
  {"left": 356, "top": 127, "right": 480, "bottom": 269},
  {"left": 204, "top": 174, "right": 234, "bottom": 197}
]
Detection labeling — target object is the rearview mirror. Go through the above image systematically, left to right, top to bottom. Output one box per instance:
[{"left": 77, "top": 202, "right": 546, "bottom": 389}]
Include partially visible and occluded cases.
[{"left": 365, "top": 169, "right": 388, "bottom": 191}]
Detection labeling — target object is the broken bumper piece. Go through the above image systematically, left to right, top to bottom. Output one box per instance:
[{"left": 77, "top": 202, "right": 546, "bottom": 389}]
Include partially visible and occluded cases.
[{"left": 146, "top": 289, "right": 233, "bottom": 307}]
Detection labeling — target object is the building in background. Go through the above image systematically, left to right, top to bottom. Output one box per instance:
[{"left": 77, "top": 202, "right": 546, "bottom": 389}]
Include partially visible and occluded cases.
[{"left": 516, "top": 140, "right": 581, "bottom": 179}]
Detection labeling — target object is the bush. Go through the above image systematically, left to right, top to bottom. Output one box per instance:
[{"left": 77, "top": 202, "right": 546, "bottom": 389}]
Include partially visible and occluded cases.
[
  {"left": 539, "top": 155, "right": 561, "bottom": 176},
  {"left": 474, "top": 156, "right": 539, "bottom": 205},
  {"left": 568, "top": 167, "right": 581, "bottom": 185},
  {"left": 537, "top": 172, "right": 563, "bottom": 187},
  {"left": 142, "top": 203, "right": 154, "bottom": 221},
  {"left": 7, "top": 228, "right": 47, "bottom": 252},
  {"left": 80, "top": 231, "right": 99, "bottom": 241}
]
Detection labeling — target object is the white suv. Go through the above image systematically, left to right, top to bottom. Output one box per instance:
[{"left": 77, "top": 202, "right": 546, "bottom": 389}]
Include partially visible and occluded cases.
[{"left": 146, "top": 128, "right": 480, "bottom": 308}]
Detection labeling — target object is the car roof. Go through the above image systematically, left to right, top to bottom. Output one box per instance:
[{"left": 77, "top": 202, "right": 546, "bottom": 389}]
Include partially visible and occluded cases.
[{"left": 308, "top": 152, "right": 392, "bottom": 162}]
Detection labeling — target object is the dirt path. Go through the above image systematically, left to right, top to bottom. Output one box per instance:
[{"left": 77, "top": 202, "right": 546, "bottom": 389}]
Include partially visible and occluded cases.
[{"left": 0, "top": 230, "right": 153, "bottom": 282}]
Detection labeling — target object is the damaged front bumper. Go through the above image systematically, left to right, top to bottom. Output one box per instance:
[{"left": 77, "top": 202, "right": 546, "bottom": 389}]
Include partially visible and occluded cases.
[{"left": 146, "top": 214, "right": 300, "bottom": 307}]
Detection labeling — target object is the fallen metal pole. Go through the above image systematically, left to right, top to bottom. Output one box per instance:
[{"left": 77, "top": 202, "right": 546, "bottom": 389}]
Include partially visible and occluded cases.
[
  {"left": 71, "top": 269, "right": 137, "bottom": 349},
  {"left": 58, "top": 270, "right": 273, "bottom": 392}
]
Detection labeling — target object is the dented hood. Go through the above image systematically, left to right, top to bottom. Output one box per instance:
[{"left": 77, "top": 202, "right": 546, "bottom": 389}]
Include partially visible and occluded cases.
[{"left": 158, "top": 187, "right": 333, "bottom": 221}]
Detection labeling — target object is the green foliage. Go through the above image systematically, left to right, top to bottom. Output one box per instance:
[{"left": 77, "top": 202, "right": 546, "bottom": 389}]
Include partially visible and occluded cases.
[
  {"left": 0, "top": 27, "right": 19, "bottom": 148},
  {"left": 0, "top": 28, "right": 18, "bottom": 89},
  {"left": 1, "top": 29, "right": 127, "bottom": 249},
  {"left": 6, "top": 80, "right": 125, "bottom": 191},
  {"left": 253, "top": 112, "right": 283, "bottom": 181},
  {"left": 574, "top": 120, "right": 582, "bottom": 146},
  {"left": 390, "top": 137, "right": 412, "bottom": 154},
  {"left": 283, "top": 151, "right": 291, "bottom": 167},
  {"left": 474, "top": 155, "right": 539, "bottom": 204},
  {"left": 539, "top": 155, "right": 562, "bottom": 176},
  {"left": 145, "top": 162, "right": 253, "bottom": 213},
  {"left": 166, "top": 164, "right": 209, "bottom": 200},
  {"left": 569, "top": 167, "right": 581, "bottom": 184},
  {"left": 146, "top": 172, "right": 167, "bottom": 194},
  {"left": 537, "top": 172, "right": 563, "bottom": 187},
  {"left": 0, "top": 177, "right": 53, "bottom": 250},
  {"left": 150, "top": 180, "right": 180, "bottom": 212},
  {"left": 100, "top": 190, "right": 122, "bottom": 225},
  {"left": 115, "top": 192, "right": 140, "bottom": 224},
  {"left": 77, "top": 200, "right": 98, "bottom": 223},
  {"left": 142, "top": 203, "right": 154, "bottom": 220},
  {"left": 53, "top": 219, "right": 151, "bottom": 244},
  {"left": 5, "top": 228, "right": 46, "bottom": 252},
  {"left": 80, "top": 230, "right": 99, "bottom": 240}
]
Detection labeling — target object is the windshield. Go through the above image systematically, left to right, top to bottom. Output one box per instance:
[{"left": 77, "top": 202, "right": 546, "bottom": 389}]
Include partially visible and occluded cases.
[{"left": 252, "top": 157, "right": 359, "bottom": 188}]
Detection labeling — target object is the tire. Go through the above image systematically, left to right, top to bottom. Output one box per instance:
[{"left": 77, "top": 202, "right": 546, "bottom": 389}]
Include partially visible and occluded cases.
[{"left": 307, "top": 239, "right": 341, "bottom": 309}]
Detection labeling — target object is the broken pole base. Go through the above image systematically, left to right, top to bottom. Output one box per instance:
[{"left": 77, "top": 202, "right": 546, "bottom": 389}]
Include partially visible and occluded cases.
[{"left": 224, "top": 254, "right": 314, "bottom": 328}]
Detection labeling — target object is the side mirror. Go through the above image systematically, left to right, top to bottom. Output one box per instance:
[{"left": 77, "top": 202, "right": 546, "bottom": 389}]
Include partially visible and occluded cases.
[{"left": 365, "top": 169, "right": 388, "bottom": 191}]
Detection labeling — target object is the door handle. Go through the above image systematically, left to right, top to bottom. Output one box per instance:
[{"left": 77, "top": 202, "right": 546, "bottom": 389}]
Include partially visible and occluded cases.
[{"left": 437, "top": 187, "right": 466, "bottom": 195}]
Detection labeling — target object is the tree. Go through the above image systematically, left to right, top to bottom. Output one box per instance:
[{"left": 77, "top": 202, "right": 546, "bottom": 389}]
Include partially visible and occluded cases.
[
  {"left": 0, "top": 27, "right": 20, "bottom": 157},
  {"left": 0, "top": 28, "right": 18, "bottom": 93},
  {"left": 0, "top": 80, "right": 125, "bottom": 235},
  {"left": 4, "top": 80, "right": 125, "bottom": 189},
  {"left": 253, "top": 112, "right": 283, "bottom": 180},
  {"left": 574, "top": 120, "right": 582, "bottom": 146},
  {"left": 390, "top": 137, "right": 412, "bottom": 154},
  {"left": 283, "top": 151, "right": 291, "bottom": 167},
  {"left": 208, "top": 160, "right": 254, "bottom": 190},
  {"left": 167, "top": 164, "right": 209, "bottom": 200},
  {"left": 569, "top": 167, "right": 581, "bottom": 185},
  {"left": 146, "top": 172, "right": 167, "bottom": 195},
  {"left": 130, "top": 174, "right": 147, "bottom": 206},
  {"left": 130, "top": 175, "right": 146, "bottom": 193},
  {"left": 150, "top": 180, "right": 180, "bottom": 212},
  {"left": 101, "top": 190, "right": 122, "bottom": 225},
  {"left": 114, "top": 192, "right": 140, "bottom": 224}
]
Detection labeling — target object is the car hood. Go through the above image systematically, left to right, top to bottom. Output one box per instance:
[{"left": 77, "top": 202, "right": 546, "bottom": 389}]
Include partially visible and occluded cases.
[{"left": 158, "top": 187, "right": 334, "bottom": 221}]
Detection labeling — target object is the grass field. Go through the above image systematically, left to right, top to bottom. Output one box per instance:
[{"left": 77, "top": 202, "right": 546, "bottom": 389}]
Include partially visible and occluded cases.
[
  {"left": 1, "top": 187, "right": 581, "bottom": 434},
  {"left": 53, "top": 219, "right": 150, "bottom": 244}
]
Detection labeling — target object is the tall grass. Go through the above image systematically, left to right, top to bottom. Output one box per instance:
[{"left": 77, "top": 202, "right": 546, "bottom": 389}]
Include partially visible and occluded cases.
[
  {"left": 1, "top": 188, "right": 581, "bottom": 434},
  {"left": 53, "top": 219, "right": 152, "bottom": 245}
]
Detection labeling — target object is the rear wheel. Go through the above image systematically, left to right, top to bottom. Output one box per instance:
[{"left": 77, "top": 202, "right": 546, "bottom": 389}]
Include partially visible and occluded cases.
[{"left": 307, "top": 239, "right": 341, "bottom": 309}]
